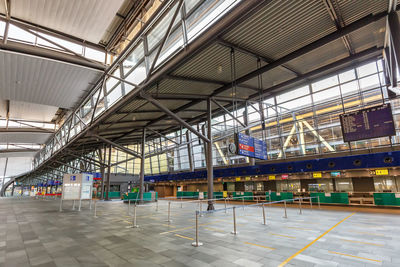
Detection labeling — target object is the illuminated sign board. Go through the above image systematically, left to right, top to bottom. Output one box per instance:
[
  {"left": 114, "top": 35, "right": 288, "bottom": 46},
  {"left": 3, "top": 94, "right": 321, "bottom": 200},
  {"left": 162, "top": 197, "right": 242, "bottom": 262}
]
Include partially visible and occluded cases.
[
  {"left": 340, "top": 103, "right": 395, "bottom": 142},
  {"left": 236, "top": 133, "right": 268, "bottom": 160},
  {"left": 375, "top": 169, "right": 389, "bottom": 175},
  {"left": 330, "top": 171, "right": 341, "bottom": 177},
  {"left": 313, "top": 172, "right": 322, "bottom": 178},
  {"left": 281, "top": 174, "right": 288, "bottom": 179},
  {"left": 268, "top": 175, "right": 276, "bottom": 180},
  {"left": 235, "top": 177, "right": 241, "bottom": 181},
  {"left": 245, "top": 177, "right": 251, "bottom": 181}
]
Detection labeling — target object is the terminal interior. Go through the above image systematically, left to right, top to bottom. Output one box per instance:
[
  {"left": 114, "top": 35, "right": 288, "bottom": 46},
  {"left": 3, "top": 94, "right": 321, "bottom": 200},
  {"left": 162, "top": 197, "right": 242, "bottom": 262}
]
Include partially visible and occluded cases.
[{"left": 1, "top": 0, "right": 400, "bottom": 266}]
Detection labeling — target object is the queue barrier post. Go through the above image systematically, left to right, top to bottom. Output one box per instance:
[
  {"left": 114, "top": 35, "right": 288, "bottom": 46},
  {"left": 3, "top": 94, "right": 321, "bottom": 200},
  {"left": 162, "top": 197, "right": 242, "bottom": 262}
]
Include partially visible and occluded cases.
[
  {"left": 317, "top": 196, "right": 321, "bottom": 209},
  {"left": 224, "top": 198, "right": 227, "bottom": 214},
  {"left": 299, "top": 198, "right": 302, "bottom": 215},
  {"left": 59, "top": 199, "right": 63, "bottom": 212},
  {"left": 94, "top": 200, "right": 98, "bottom": 218},
  {"left": 283, "top": 200, "right": 287, "bottom": 219},
  {"left": 166, "top": 201, "right": 172, "bottom": 222},
  {"left": 262, "top": 203, "right": 266, "bottom": 225},
  {"left": 132, "top": 204, "right": 139, "bottom": 228},
  {"left": 231, "top": 207, "right": 238, "bottom": 235},
  {"left": 191, "top": 211, "right": 203, "bottom": 247}
]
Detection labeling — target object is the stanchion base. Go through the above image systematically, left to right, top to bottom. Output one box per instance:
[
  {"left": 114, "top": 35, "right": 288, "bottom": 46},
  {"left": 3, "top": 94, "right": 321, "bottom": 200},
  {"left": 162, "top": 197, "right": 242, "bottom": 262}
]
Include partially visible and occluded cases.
[
  {"left": 94, "top": 216, "right": 98, "bottom": 218},
  {"left": 283, "top": 216, "right": 287, "bottom": 219},
  {"left": 165, "top": 220, "right": 172, "bottom": 222},
  {"left": 132, "top": 225, "right": 139, "bottom": 228},
  {"left": 231, "top": 231, "right": 238, "bottom": 235},
  {"left": 191, "top": 242, "right": 203, "bottom": 247}
]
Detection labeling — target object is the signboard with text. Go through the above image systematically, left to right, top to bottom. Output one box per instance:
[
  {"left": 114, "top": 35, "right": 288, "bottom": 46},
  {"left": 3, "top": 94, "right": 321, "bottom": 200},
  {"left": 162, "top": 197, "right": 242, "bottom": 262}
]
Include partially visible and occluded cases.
[
  {"left": 340, "top": 103, "right": 395, "bottom": 142},
  {"left": 236, "top": 133, "right": 268, "bottom": 160}
]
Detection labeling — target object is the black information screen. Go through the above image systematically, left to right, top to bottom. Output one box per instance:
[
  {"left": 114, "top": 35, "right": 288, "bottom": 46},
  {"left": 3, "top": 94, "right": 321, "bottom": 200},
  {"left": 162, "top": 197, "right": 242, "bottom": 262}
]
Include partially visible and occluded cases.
[{"left": 339, "top": 103, "right": 395, "bottom": 142}]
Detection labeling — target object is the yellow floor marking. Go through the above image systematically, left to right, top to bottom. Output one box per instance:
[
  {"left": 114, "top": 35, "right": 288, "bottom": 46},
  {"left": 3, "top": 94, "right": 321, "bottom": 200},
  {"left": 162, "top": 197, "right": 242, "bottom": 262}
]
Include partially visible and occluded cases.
[
  {"left": 278, "top": 213, "right": 355, "bottom": 267},
  {"left": 161, "top": 224, "right": 176, "bottom": 228},
  {"left": 204, "top": 227, "right": 225, "bottom": 233},
  {"left": 286, "top": 227, "right": 313, "bottom": 231},
  {"left": 351, "top": 231, "right": 385, "bottom": 237},
  {"left": 270, "top": 233, "right": 296, "bottom": 239},
  {"left": 174, "top": 234, "right": 194, "bottom": 240},
  {"left": 340, "top": 239, "right": 384, "bottom": 247},
  {"left": 244, "top": 242, "right": 275, "bottom": 250},
  {"left": 328, "top": 251, "right": 381, "bottom": 262}
]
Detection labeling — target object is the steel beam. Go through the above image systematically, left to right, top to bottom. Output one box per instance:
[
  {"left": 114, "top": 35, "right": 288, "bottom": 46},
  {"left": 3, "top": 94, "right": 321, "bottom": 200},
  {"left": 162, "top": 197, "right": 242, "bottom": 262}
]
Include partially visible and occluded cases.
[
  {"left": 147, "top": 0, "right": 184, "bottom": 77},
  {"left": 140, "top": 92, "right": 210, "bottom": 143},
  {"left": 211, "top": 98, "right": 246, "bottom": 127},
  {"left": 91, "top": 134, "right": 142, "bottom": 158}
]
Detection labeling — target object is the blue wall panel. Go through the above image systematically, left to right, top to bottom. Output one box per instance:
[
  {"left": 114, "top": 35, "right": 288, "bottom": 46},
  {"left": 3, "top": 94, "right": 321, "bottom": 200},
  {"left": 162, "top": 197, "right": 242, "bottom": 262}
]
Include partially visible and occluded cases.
[{"left": 145, "top": 151, "right": 400, "bottom": 182}]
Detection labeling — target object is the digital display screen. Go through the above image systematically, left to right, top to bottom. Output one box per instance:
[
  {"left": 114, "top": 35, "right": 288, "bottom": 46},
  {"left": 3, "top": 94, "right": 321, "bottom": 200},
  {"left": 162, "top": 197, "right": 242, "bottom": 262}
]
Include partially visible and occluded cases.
[
  {"left": 340, "top": 103, "right": 395, "bottom": 142},
  {"left": 236, "top": 133, "right": 268, "bottom": 160}
]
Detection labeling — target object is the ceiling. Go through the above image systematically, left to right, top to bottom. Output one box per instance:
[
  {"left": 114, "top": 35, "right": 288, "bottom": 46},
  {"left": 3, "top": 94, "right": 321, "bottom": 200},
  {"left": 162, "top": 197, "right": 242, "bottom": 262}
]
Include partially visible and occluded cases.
[
  {"left": 0, "top": 0, "right": 126, "bottom": 44},
  {"left": 7, "top": 0, "right": 397, "bottom": 185},
  {"left": 82, "top": 0, "right": 388, "bottom": 145},
  {"left": 0, "top": 50, "right": 102, "bottom": 109}
]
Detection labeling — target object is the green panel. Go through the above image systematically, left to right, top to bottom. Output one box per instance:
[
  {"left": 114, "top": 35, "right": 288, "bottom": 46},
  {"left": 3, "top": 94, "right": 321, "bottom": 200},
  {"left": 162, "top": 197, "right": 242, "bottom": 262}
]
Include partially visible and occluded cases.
[
  {"left": 103, "top": 192, "right": 121, "bottom": 199},
  {"left": 123, "top": 192, "right": 157, "bottom": 201},
  {"left": 233, "top": 192, "right": 253, "bottom": 201},
  {"left": 266, "top": 192, "right": 278, "bottom": 201},
  {"left": 279, "top": 192, "right": 294, "bottom": 202},
  {"left": 310, "top": 192, "right": 331, "bottom": 203},
  {"left": 330, "top": 193, "right": 349, "bottom": 204},
  {"left": 374, "top": 193, "right": 397, "bottom": 206}
]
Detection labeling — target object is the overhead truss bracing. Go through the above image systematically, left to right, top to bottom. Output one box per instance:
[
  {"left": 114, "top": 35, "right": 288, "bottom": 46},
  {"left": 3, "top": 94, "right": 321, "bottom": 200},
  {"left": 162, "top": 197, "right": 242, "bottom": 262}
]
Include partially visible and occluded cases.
[{"left": 5, "top": 0, "right": 396, "bottom": 192}]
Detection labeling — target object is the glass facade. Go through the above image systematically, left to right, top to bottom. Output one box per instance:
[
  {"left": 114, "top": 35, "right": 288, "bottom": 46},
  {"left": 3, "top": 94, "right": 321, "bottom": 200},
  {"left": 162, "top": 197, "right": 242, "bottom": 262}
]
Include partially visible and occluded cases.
[{"left": 86, "top": 59, "right": 399, "bottom": 177}]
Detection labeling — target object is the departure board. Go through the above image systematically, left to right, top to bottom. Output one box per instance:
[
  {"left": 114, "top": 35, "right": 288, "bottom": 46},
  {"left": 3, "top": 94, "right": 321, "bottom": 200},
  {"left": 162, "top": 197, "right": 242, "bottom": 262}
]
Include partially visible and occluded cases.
[
  {"left": 340, "top": 103, "right": 395, "bottom": 142},
  {"left": 236, "top": 133, "right": 268, "bottom": 160}
]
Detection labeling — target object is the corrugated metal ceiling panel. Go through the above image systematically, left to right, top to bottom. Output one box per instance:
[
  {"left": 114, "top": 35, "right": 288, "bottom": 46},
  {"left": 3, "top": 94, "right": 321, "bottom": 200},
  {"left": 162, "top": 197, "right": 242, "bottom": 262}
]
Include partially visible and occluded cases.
[
  {"left": 10, "top": 0, "right": 125, "bottom": 43},
  {"left": 223, "top": 0, "right": 337, "bottom": 60},
  {"left": 335, "top": 0, "right": 388, "bottom": 26},
  {"left": 347, "top": 20, "right": 386, "bottom": 53},
  {"left": 285, "top": 38, "right": 349, "bottom": 76},
  {"left": 172, "top": 44, "right": 258, "bottom": 84},
  {"left": 0, "top": 51, "right": 101, "bottom": 109},
  {"left": 240, "top": 67, "right": 298, "bottom": 91},
  {"left": 150, "top": 78, "right": 220, "bottom": 96},
  {"left": 118, "top": 99, "right": 147, "bottom": 113},
  {"left": 9, "top": 100, "right": 59, "bottom": 122},
  {"left": 0, "top": 132, "right": 51, "bottom": 144}
]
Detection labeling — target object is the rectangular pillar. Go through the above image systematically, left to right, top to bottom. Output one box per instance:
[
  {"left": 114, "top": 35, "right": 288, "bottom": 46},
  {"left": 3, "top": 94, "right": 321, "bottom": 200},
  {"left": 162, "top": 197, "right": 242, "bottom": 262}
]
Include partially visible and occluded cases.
[
  {"left": 207, "top": 98, "right": 214, "bottom": 210},
  {"left": 139, "top": 128, "right": 146, "bottom": 203},
  {"left": 105, "top": 145, "right": 112, "bottom": 200}
]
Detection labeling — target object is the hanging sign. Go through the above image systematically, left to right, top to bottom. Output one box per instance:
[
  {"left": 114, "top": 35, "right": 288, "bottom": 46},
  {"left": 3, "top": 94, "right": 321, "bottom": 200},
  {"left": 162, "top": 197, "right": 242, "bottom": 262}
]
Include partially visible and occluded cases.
[{"left": 268, "top": 175, "right": 276, "bottom": 180}]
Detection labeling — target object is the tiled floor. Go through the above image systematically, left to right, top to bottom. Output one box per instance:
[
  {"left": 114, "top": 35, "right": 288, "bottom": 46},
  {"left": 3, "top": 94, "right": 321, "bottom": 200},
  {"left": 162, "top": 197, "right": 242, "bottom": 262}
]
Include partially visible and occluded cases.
[{"left": 0, "top": 197, "right": 399, "bottom": 267}]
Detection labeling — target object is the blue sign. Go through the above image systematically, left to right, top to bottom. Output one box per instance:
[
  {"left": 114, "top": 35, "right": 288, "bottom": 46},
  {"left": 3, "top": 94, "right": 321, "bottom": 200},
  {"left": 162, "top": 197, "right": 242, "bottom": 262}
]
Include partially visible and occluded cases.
[
  {"left": 236, "top": 133, "right": 268, "bottom": 160},
  {"left": 237, "top": 133, "right": 255, "bottom": 158},
  {"left": 254, "top": 138, "right": 268, "bottom": 160},
  {"left": 70, "top": 175, "right": 76, "bottom": 181}
]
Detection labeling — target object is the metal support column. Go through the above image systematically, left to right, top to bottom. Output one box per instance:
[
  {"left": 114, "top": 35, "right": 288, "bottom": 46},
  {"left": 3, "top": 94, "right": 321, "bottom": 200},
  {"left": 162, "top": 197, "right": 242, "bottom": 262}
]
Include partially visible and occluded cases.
[
  {"left": 207, "top": 98, "right": 214, "bottom": 210},
  {"left": 139, "top": 128, "right": 146, "bottom": 203},
  {"left": 105, "top": 145, "right": 112, "bottom": 201}
]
